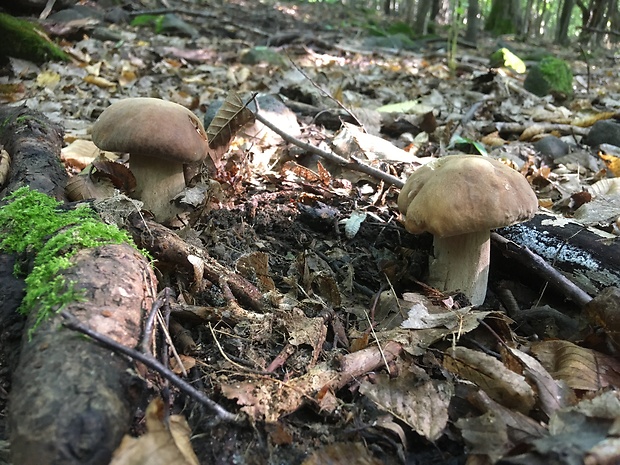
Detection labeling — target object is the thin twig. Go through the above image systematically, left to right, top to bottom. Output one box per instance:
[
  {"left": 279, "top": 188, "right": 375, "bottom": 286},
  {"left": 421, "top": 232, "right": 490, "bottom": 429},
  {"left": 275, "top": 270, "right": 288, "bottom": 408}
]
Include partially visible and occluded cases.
[
  {"left": 286, "top": 57, "right": 364, "bottom": 128},
  {"left": 254, "top": 112, "right": 405, "bottom": 188},
  {"left": 491, "top": 232, "right": 592, "bottom": 307},
  {"left": 59, "top": 310, "right": 241, "bottom": 423}
]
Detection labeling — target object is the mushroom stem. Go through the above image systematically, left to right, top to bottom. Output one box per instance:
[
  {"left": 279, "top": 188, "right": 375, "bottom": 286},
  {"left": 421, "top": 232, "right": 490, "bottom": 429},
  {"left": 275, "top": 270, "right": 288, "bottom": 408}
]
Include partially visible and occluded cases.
[
  {"left": 130, "top": 154, "right": 186, "bottom": 221},
  {"left": 428, "top": 231, "right": 491, "bottom": 306}
]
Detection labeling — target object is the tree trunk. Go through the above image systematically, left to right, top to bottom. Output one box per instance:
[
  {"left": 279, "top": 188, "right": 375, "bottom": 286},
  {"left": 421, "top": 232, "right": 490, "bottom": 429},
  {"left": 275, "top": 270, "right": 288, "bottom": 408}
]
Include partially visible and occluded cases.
[
  {"left": 414, "top": 0, "right": 433, "bottom": 35},
  {"left": 465, "top": 0, "right": 480, "bottom": 43},
  {"left": 485, "top": 0, "right": 522, "bottom": 35},
  {"left": 556, "top": 0, "right": 575, "bottom": 45}
]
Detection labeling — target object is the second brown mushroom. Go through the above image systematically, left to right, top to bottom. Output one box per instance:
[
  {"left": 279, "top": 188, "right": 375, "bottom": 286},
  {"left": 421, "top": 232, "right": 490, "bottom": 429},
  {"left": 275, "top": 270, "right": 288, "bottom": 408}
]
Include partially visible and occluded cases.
[{"left": 398, "top": 155, "right": 538, "bottom": 306}]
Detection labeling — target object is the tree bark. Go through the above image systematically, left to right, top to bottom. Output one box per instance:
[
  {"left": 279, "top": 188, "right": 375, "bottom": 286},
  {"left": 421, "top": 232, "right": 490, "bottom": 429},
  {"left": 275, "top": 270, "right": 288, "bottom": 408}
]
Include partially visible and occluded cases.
[
  {"left": 414, "top": 0, "right": 433, "bottom": 35},
  {"left": 465, "top": 0, "right": 480, "bottom": 43},
  {"left": 556, "top": 0, "right": 576, "bottom": 44},
  {"left": 0, "top": 104, "right": 158, "bottom": 464},
  {"left": 0, "top": 104, "right": 68, "bottom": 200},
  {"left": 498, "top": 213, "right": 620, "bottom": 296},
  {"left": 9, "top": 244, "right": 157, "bottom": 465}
]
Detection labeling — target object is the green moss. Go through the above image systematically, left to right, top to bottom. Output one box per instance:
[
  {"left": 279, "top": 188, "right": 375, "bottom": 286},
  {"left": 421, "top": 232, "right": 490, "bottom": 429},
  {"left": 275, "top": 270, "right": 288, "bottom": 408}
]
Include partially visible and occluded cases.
[
  {"left": 0, "top": 13, "right": 69, "bottom": 63},
  {"left": 524, "top": 56, "right": 573, "bottom": 99},
  {"left": 0, "top": 187, "right": 146, "bottom": 334}
]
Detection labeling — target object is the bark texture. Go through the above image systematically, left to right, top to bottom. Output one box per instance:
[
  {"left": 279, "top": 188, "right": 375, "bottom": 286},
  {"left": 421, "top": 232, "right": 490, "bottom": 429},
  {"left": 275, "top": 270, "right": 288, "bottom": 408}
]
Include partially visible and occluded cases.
[
  {"left": 0, "top": 104, "right": 68, "bottom": 200},
  {"left": 9, "top": 244, "right": 157, "bottom": 465}
]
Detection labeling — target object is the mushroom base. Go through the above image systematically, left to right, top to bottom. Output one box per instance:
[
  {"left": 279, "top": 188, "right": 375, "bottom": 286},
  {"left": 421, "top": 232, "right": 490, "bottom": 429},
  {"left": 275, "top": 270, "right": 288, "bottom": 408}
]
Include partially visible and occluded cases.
[
  {"left": 130, "top": 155, "right": 186, "bottom": 222},
  {"left": 428, "top": 231, "right": 491, "bottom": 306}
]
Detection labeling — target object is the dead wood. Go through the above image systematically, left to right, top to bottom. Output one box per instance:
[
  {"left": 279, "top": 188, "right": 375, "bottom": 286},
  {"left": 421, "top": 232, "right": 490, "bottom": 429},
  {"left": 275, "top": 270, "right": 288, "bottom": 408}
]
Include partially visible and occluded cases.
[
  {"left": 0, "top": 103, "right": 69, "bottom": 367},
  {"left": 0, "top": 104, "right": 68, "bottom": 200},
  {"left": 254, "top": 112, "right": 405, "bottom": 187},
  {"left": 126, "top": 211, "right": 268, "bottom": 313},
  {"left": 497, "top": 212, "right": 620, "bottom": 298},
  {"left": 9, "top": 244, "right": 157, "bottom": 465},
  {"left": 59, "top": 308, "right": 240, "bottom": 424}
]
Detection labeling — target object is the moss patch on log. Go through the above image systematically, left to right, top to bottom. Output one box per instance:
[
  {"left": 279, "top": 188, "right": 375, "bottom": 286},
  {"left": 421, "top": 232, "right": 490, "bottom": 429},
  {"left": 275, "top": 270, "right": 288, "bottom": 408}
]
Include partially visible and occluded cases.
[
  {"left": 0, "top": 13, "right": 68, "bottom": 63},
  {"left": 0, "top": 187, "right": 145, "bottom": 333}
]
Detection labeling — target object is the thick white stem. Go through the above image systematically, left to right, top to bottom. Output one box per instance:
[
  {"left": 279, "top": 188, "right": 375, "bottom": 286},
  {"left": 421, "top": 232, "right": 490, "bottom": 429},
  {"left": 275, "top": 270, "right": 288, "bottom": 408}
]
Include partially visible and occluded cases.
[
  {"left": 130, "top": 154, "right": 186, "bottom": 222},
  {"left": 427, "top": 231, "right": 491, "bottom": 306}
]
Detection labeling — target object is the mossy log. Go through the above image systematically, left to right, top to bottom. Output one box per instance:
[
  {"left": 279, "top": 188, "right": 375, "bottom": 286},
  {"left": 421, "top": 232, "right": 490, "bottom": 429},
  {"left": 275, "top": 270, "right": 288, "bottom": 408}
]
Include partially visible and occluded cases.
[
  {"left": 0, "top": 13, "right": 68, "bottom": 63},
  {"left": 0, "top": 103, "right": 68, "bottom": 199},
  {"left": 0, "top": 104, "right": 157, "bottom": 464},
  {"left": 9, "top": 244, "right": 157, "bottom": 465}
]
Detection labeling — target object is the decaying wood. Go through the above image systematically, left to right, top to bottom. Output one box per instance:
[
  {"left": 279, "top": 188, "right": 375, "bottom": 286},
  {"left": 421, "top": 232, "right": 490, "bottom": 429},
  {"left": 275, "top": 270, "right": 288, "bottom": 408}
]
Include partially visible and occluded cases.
[
  {"left": 0, "top": 103, "right": 69, "bottom": 373},
  {"left": 0, "top": 104, "right": 68, "bottom": 200},
  {"left": 126, "top": 211, "right": 268, "bottom": 313},
  {"left": 498, "top": 212, "right": 620, "bottom": 297},
  {"left": 492, "top": 232, "right": 593, "bottom": 307},
  {"left": 9, "top": 244, "right": 157, "bottom": 465},
  {"left": 59, "top": 309, "right": 240, "bottom": 424}
]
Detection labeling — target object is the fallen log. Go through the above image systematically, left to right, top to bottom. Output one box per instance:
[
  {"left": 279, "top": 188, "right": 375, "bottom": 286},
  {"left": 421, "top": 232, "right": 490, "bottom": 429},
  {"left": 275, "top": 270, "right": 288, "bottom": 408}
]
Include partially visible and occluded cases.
[
  {"left": 0, "top": 103, "right": 158, "bottom": 464},
  {"left": 0, "top": 103, "right": 68, "bottom": 200},
  {"left": 497, "top": 212, "right": 620, "bottom": 296},
  {"left": 9, "top": 243, "right": 157, "bottom": 465}
]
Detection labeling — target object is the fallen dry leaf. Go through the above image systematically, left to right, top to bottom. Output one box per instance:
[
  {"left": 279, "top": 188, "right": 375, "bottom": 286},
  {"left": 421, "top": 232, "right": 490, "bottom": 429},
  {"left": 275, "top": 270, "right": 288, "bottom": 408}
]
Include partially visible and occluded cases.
[
  {"left": 530, "top": 340, "right": 620, "bottom": 391},
  {"left": 444, "top": 346, "right": 536, "bottom": 414},
  {"left": 360, "top": 373, "right": 453, "bottom": 441},
  {"left": 110, "top": 398, "right": 199, "bottom": 465}
]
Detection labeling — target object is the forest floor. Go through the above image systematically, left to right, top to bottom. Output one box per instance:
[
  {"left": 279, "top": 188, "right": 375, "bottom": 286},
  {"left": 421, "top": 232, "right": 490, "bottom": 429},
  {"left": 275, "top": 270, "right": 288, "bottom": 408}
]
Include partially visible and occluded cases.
[{"left": 1, "top": 0, "right": 620, "bottom": 464}]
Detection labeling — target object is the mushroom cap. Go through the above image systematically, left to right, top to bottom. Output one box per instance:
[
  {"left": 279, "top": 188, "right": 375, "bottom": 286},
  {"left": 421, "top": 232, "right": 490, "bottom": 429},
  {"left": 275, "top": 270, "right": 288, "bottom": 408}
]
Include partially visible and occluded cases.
[
  {"left": 92, "top": 98, "right": 208, "bottom": 163},
  {"left": 398, "top": 155, "right": 538, "bottom": 237}
]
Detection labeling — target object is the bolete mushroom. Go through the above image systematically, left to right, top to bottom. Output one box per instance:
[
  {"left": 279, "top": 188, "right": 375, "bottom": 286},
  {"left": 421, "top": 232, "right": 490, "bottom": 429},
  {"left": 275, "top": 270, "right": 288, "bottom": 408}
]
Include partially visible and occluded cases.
[
  {"left": 92, "top": 98, "right": 209, "bottom": 221},
  {"left": 398, "top": 155, "right": 538, "bottom": 306}
]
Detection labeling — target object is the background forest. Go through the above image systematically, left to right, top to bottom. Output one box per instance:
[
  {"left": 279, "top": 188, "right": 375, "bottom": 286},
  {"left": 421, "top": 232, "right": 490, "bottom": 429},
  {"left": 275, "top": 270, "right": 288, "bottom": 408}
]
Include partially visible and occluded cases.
[{"left": 305, "top": 0, "right": 619, "bottom": 48}]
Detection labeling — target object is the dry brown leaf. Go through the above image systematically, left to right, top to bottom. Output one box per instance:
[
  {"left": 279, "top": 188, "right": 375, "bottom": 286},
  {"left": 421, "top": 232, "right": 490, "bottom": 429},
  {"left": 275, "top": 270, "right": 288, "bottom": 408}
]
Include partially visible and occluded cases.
[
  {"left": 83, "top": 74, "right": 117, "bottom": 89},
  {"left": 206, "top": 91, "right": 255, "bottom": 168},
  {"left": 572, "top": 112, "right": 618, "bottom": 127},
  {"left": 332, "top": 122, "right": 418, "bottom": 163},
  {"left": 519, "top": 123, "right": 547, "bottom": 141},
  {"left": 480, "top": 131, "right": 506, "bottom": 147},
  {"left": 60, "top": 139, "right": 101, "bottom": 170},
  {"left": 0, "top": 149, "right": 10, "bottom": 187},
  {"left": 598, "top": 152, "right": 620, "bottom": 177},
  {"left": 92, "top": 159, "right": 136, "bottom": 193},
  {"left": 282, "top": 161, "right": 322, "bottom": 183},
  {"left": 316, "top": 161, "right": 332, "bottom": 186},
  {"left": 65, "top": 172, "right": 116, "bottom": 201},
  {"left": 236, "top": 251, "right": 276, "bottom": 292},
  {"left": 401, "top": 292, "right": 491, "bottom": 333},
  {"left": 281, "top": 307, "right": 326, "bottom": 367},
  {"left": 530, "top": 340, "right": 620, "bottom": 390},
  {"left": 443, "top": 346, "right": 536, "bottom": 414},
  {"left": 505, "top": 346, "right": 575, "bottom": 417},
  {"left": 170, "top": 355, "right": 196, "bottom": 375},
  {"left": 359, "top": 373, "right": 453, "bottom": 442},
  {"left": 220, "top": 377, "right": 306, "bottom": 422},
  {"left": 469, "top": 390, "right": 547, "bottom": 445},
  {"left": 110, "top": 398, "right": 198, "bottom": 465},
  {"left": 455, "top": 411, "right": 511, "bottom": 463}
]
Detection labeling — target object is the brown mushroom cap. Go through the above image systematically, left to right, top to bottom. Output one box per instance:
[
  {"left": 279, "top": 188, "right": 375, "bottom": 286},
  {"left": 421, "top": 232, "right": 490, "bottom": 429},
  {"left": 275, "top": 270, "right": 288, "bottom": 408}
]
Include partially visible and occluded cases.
[
  {"left": 92, "top": 98, "right": 208, "bottom": 163},
  {"left": 398, "top": 155, "right": 538, "bottom": 237}
]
